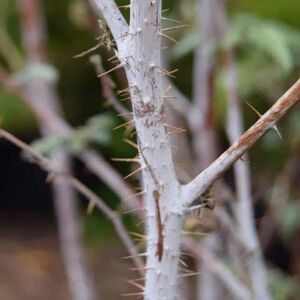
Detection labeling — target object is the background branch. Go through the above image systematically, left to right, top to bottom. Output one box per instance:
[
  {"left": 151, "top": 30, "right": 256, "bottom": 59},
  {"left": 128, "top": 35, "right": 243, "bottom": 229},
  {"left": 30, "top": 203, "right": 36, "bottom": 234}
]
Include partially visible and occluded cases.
[
  {"left": 17, "top": 1, "right": 96, "bottom": 299},
  {"left": 218, "top": 1, "right": 271, "bottom": 298},
  {"left": 0, "top": 129, "right": 144, "bottom": 274}
]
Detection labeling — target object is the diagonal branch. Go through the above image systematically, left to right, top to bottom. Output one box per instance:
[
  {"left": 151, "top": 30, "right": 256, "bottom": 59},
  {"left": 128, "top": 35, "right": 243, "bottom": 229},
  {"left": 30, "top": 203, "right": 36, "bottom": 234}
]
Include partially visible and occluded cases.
[
  {"left": 17, "top": 1, "right": 96, "bottom": 299},
  {"left": 0, "top": 65, "right": 141, "bottom": 212},
  {"left": 182, "top": 78, "right": 300, "bottom": 206},
  {"left": 0, "top": 129, "right": 144, "bottom": 273},
  {"left": 183, "top": 238, "right": 252, "bottom": 300}
]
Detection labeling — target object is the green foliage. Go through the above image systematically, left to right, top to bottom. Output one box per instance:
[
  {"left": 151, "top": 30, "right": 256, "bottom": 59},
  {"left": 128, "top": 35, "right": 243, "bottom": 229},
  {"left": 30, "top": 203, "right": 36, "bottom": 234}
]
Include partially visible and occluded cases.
[
  {"left": 0, "top": 0, "right": 10, "bottom": 26},
  {"left": 68, "top": 0, "right": 90, "bottom": 31},
  {"left": 172, "top": 13, "right": 300, "bottom": 100},
  {"left": 228, "top": 15, "right": 297, "bottom": 72},
  {"left": 171, "top": 31, "right": 198, "bottom": 60},
  {"left": 12, "top": 63, "right": 59, "bottom": 85},
  {"left": 0, "top": 90, "right": 36, "bottom": 133},
  {"left": 25, "top": 113, "right": 115, "bottom": 158},
  {"left": 69, "top": 113, "right": 114, "bottom": 153},
  {"left": 30, "top": 136, "right": 66, "bottom": 157},
  {"left": 273, "top": 200, "right": 300, "bottom": 238},
  {"left": 84, "top": 211, "right": 115, "bottom": 244},
  {"left": 269, "top": 270, "right": 299, "bottom": 300}
]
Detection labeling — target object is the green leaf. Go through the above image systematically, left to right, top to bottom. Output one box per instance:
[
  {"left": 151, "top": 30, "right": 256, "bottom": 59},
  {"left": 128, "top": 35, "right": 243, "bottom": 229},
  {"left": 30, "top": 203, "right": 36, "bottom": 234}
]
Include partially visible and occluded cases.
[
  {"left": 171, "top": 31, "right": 198, "bottom": 59},
  {"left": 68, "top": 113, "right": 115, "bottom": 153},
  {"left": 85, "top": 113, "right": 114, "bottom": 145},
  {"left": 23, "top": 135, "right": 66, "bottom": 161},
  {"left": 269, "top": 269, "right": 299, "bottom": 300}
]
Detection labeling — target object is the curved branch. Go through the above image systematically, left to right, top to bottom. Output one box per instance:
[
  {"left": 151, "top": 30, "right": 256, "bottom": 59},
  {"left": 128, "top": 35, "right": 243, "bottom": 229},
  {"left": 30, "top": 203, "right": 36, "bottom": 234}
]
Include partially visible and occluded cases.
[{"left": 182, "top": 78, "right": 300, "bottom": 206}]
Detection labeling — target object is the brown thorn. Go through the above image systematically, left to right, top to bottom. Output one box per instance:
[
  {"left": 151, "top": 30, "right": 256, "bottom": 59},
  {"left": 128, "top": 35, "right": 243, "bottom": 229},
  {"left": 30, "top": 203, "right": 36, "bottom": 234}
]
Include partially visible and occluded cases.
[
  {"left": 118, "top": 5, "right": 130, "bottom": 9},
  {"left": 162, "top": 17, "right": 182, "bottom": 24},
  {"left": 162, "top": 24, "right": 189, "bottom": 32},
  {"left": 159, "top": 32, "right": 179, "bottom": 44},
  {"left": 73, "top": 44, "right": 100, "bottom": 59},
  {"left": 107, "top": 54, "right": 117, "bottom": 62},
  {"left": 97, "top": 63, "right": 124, "bottom": 78},
  {"left": 163, "top": 95, "right": 177, "bottom": 100},
  {"left": 120, "top": 96, "right": 132, "bottom": 102},
  {"left": 246, "top": 101, "right": 282, "bottom": 140},
  {"left": 117, "top": 112, "right": 133, "bottom": 118},
  {"left": 113, "top": 120, "right": 134, "bottom": 131},
  {"left": 164, "top": 123, "right": 186, "bottom": 133},
  {"left": 124, "top": 138, "right": 139, "bottom": 149},
  {"left": 111, "top": 157, "right": 140, "bottom": 163},
  {"left": 124, "top": 166, "right": 145, "bottom": 179},
  {"left": 45, "top": 172, "right": 55, "bottom": 183},
  {"left": 87, "top": 201, "right": 96, "bottom": 215},
  {"left": 123, "top": 205, "right": 146, "bottom": 215},
  {"left": 136, "top": 218, "right": 145, "bottom": 227},
  {"left": 182, "top": 231, "right": 209, "bottom": 236},
  {"left": 129, "top": 232, "right": 147, "bottom": 239},
  {"left": 123, "top": 253, "right": 147, "bottom": 259},
  {"left": 179, "top": 258, "right": 189, "bottom": 268},
  {"left": 179, "top": 272, "right": 201, "bottom": 278},
  {"left": 128, "top": 277, "right": 145, "bottom": 283},
  {"left": 126, "top": 279, "right": 145, "bottom": 291},
  {"left": 121, "top": 292, "right": 144, "bottom": 297}
]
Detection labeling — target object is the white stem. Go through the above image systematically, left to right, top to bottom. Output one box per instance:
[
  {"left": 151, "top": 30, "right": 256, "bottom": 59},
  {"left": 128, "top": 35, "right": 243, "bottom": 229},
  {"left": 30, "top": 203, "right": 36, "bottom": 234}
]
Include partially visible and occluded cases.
[{"left": 125, "top": 1, "right": 182, "bottom": 299}]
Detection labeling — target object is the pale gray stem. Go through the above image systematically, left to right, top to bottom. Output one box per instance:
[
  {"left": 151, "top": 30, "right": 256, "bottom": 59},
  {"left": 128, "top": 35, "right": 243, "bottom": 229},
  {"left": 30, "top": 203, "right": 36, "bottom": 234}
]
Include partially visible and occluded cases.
[
  {"left": 17, "top": 0, "right": 96, "bottom": 298},
  {"left": 191, "top": 0, "right": 220, "bottom": 170},
  {"left": 127, "top": 1, "right": 182, "bottom": 299},
  {"left": 192, "top": 1, "right": 225, "bottom": 298},
  {"left": 218, "top": 1, "right": 272, "bottom": 298},
  {"left": 52, "top": 149, "right": 96, "bottom": 300},
  {"left": 197, "top": 235, "right": 227, "bottom": 300},
  {"left": 183, "top": 238, "right": 252, "bottom": 300}
]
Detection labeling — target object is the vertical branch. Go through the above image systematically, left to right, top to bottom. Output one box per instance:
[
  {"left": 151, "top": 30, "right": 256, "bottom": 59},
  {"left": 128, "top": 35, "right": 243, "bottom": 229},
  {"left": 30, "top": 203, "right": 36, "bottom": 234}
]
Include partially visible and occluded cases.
[
  {"left": 191, "top": 0, "right": 219, "bottom": 170},
  {"left": 17, "top": 1, "right": 96, "bottom": 299},
  {"left": 127, "top": 1, "right": 182, "bottom": 299},
  {"left": 192, "top": 1, "right": 226, "bottom": 299},
  {"left": 218, "top": 1, "right": 271, "bottom": 299}
]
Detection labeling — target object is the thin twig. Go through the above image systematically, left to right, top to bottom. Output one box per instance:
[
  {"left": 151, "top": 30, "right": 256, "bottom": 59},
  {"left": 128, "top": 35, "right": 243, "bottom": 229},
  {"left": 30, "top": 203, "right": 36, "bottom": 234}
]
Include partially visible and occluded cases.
[
  {"left": 89, "top": 54, "right": 131, "bottom": 121},
  {"left": 0, "top": 66, "right": 141, "bottom": 213},
  {"left": 0, "top": 129, "right": 144, "bottom": 274}
]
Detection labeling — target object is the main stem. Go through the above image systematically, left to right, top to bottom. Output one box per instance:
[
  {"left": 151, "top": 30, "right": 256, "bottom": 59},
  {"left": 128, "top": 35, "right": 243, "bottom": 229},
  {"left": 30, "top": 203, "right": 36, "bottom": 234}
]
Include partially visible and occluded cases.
[{"left": 126, "top": 1, "right": 182, "bottom": 299}]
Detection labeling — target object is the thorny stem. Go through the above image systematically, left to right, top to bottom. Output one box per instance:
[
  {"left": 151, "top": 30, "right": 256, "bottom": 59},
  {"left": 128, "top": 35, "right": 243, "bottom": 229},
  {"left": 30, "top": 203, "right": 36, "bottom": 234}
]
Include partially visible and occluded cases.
[
  {"left": 91, "top": 1, "right": 300, "bottom": 299},
  {"left": 183, "top": 78, "right": 300, "bottom": 206}
]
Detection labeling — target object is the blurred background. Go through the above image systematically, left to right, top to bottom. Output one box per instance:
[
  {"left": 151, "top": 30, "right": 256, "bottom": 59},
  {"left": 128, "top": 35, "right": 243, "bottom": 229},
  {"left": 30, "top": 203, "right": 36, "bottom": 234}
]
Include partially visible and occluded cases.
[{"left": 0, "top": 0, "right": 300, "bottom": 299}]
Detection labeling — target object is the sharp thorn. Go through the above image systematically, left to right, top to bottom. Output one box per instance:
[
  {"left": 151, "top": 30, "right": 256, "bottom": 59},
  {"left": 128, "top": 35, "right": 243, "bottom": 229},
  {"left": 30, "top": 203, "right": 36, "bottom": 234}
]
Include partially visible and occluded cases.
[
  {"left": 97, "top": 63, "right": 123, "bottom": 78},
  {"left": 124, "top": 166, "right": 145, "bottom": 179}
]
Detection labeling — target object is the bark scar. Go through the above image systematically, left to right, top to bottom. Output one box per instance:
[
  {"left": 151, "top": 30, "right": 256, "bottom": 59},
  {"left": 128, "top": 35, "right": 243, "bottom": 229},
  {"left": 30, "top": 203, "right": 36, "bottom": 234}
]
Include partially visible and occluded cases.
[
  {"left": 139, "top": 141, "right": 164, "bottom": 261},
  {"left": 153, "top": 190, "right": 163, "bottom": 261}
]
